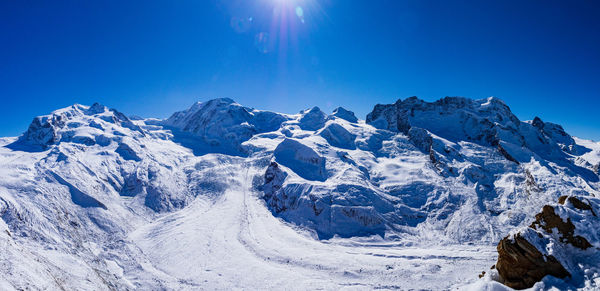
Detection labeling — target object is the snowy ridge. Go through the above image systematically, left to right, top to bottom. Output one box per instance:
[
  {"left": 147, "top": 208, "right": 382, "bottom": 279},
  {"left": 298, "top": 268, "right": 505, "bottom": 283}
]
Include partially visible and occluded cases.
[{"left": 0, "top": 97, "right": 599, "bottom": 289}]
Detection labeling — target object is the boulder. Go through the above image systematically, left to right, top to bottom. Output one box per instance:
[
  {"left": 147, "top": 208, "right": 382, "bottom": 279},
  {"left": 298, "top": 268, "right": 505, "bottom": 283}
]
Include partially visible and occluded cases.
[
  {"left": 494, "top": 195, "right": 599, "bottom": 289},
  {"left": 496, "top": 234, "right": 570, "bottom": 289}
]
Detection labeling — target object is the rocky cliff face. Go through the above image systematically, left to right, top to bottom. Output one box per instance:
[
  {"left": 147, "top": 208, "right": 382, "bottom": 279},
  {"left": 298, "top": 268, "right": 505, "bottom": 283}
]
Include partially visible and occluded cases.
[
  {"left": 365, "top": 97, "right": 580, "bottom": 165},
  {"left": 16, "top": 103, "right": 142, "bottom": 150}
]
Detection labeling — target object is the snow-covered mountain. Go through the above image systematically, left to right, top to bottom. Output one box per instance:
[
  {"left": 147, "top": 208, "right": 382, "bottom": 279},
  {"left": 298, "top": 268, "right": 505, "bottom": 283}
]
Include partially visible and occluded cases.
[{"left": 0, "top": 97, "right": 599, "bottom": 290}]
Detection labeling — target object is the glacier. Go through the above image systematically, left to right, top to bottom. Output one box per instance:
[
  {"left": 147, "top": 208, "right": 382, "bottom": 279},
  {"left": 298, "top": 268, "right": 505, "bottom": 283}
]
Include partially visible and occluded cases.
[{"left": 0, "top": 97, "right": 599, "bottom": 290}]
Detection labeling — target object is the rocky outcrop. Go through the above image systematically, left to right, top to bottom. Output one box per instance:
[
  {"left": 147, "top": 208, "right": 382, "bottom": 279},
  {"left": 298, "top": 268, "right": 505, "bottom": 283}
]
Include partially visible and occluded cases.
[
  {"left": 365, "top": 97, "right": 573, "bottom": 163},
  {"left": 16, "top": 103, "right": 142, "bottom": 149},
  {"left": 21, "top": 113, "right": 66, "bottom": 147},
  {"left": 531, "top": 116, "right": 583, "bottom": 155},
  {"left": 407, "top": 127, "right": 432, "bottom": 153},
  {"left": 497, "top": 143, "right": 519, "bottom": 164},
  {"left": 260, "top": 161, "right": 388, "bottom": 239},
  {"left": 261, "top": 162, "right": 289, "bottom": 213},
  {"left": 263, "top": 162, "right": 287, "bottom": 196},
  {"left": 494, "top": 195, "right": 599, "bottom": 289},
  {"left": 496, "top": 234, "right": 570, "bottom": 289}
]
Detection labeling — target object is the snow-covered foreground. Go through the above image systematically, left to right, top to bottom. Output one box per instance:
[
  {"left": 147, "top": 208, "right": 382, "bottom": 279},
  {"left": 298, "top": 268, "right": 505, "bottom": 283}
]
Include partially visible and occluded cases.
[{"left": 131, "top": 161, "right": 496, "bottom": 290}]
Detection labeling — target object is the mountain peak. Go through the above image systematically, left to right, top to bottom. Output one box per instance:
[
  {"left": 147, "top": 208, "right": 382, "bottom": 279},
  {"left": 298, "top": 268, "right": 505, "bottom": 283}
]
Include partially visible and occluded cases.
[
  {"left": 298, "top": 106, "right": 328, "bottom": 131},
  {"left": 332, "top": 107, "right": 358, "bottom": 123}
]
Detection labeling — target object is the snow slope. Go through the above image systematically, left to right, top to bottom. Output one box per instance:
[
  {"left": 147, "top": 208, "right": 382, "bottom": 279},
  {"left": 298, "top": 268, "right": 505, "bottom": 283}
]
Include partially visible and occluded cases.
[{"left": 0, "top": 97, "right": 599, "bottom": 290}]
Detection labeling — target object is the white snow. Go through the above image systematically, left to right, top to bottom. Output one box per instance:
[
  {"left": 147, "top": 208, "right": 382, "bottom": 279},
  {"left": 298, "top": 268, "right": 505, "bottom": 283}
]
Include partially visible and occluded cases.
[{"left": 0, "top": 97, "right": 599, "bottom": 290}]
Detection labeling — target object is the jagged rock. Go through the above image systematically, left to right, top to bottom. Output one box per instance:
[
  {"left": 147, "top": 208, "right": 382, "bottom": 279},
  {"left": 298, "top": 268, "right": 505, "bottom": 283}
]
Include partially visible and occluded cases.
[
  {"left": 366, "top": 96, "right": 571, "bottom": 162},
  {"left": 366, "top": 98, "right": 412, "bottom": 134},
  {"left": 332, "top": 107, "right": 358, "bottom": 123},
  {"left": 21, "top": 112, "right": 67, "bottom": 147},
  {"left": 530, "top": 116, "right": 582, "bottom": 154},
  {"left": 407, "top": 127, "right": 432, "bottom": 153},
  {"left": 497, "top": 143, "right": 519, "bottom": 164},
  {"left": 261, "top": 162, "right": 289, "bottom": 213},
  {"left": 263, "top": 162, "right": 287, "bottom": 197},
  {"left": 525, "top": 170, "right": 543, "bottom": 194},
  {"left": 494, "top": 195, "right": 599, "bottom": 289},
  {"left": 558, "top": 195, "right": 596, "bottom": 216},
  {"left": 530, "top": 205, "right": 592, "bottom": 249},
  {"left": 496, "top": 234, "right": 570, "bottom": 289}
]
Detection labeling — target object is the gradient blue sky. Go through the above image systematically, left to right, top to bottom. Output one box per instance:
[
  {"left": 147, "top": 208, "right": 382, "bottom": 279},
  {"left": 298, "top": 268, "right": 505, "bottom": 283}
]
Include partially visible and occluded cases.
[{"left": 1, "top": 0, "right": 599, "bottom": 140}]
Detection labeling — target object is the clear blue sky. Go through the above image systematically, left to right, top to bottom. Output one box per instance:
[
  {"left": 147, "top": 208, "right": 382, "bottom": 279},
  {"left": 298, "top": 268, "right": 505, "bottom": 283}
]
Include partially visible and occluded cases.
[{"left": 1, "top": 0, "right": 599, "bottom": 140}]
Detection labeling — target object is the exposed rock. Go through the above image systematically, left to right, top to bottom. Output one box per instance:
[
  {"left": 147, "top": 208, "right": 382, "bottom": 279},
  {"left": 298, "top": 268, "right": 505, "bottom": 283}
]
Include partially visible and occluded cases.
[
  {"left": 366, "top": 97, "right": 572, "bottom": 163},
  {"left": 21, "top": 113, "right": 67, "bottom": 147},
  {"left": 407, "top": 127, "right": 432, "bottom": 153},
  {"left": 497, "top": 143, "right": 519, "bottom": 164},
  {"left": 263, "top": 162, "right": 287, "bottom": 197},
  {"left": 525, "top": 170, "right": 542, "bottom": 194},
  {"left": 494, "top": 195, "right": 599, "bottom": 289},
  {"left": 558, "top": 195, "right": 596, "bottom": 216},
  {"left": 530, "top": 205, "right": 592, "bottom": 250},
  {"left": 496, "top": 234, "right": 570, "bottom": 289}
]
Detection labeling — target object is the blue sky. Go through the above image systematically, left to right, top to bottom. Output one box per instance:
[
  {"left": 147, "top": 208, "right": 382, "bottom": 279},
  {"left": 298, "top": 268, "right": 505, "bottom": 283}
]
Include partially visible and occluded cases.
[{"left": 1, "top": 0, "right": 599, "bottom": 140}]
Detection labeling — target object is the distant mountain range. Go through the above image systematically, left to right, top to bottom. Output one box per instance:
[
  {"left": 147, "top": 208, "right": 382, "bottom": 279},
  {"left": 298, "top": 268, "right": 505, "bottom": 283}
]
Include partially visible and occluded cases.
[{"left": 1, "top": 97, "right": 598, "bottom": 290}]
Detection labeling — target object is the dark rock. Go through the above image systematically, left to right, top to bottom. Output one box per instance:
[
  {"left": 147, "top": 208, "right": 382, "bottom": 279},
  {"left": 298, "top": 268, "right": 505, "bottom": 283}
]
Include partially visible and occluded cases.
[
  {"left": 407, "top": 127, "right": 432, "bottom": 153},
  {"left": 498, "top": 144, "right": 519, "bottom": 164},
  {"left": 494, "top": 195, "right": 599, "bottom": 289},
  {"left": 558, "top": 195, "right": 596, "bottom": 216},
  {"left": 530, "top": 205, "right": 592, "bottom": 250},
  {"left": 496, "top": 234, "right": 570, "bottom": 289}
]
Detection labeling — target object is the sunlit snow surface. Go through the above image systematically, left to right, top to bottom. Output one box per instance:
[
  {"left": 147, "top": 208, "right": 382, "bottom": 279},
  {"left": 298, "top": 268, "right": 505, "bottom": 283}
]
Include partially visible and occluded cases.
[{"left": 0, "top": 98, "right": 599, "bottom": 290}]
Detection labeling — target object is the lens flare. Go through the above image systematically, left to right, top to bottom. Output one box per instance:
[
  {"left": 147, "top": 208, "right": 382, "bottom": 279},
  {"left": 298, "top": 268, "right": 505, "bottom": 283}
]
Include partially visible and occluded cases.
[
  {"left": 295, "top": 6, "right": 304, "bottom": 23},
  {"left": 230, "top": 17, "right": 253, "bottom": 33},
  {"left": 254, "top": 32, "right": 271, "bottom": 54}
]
